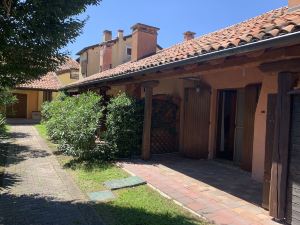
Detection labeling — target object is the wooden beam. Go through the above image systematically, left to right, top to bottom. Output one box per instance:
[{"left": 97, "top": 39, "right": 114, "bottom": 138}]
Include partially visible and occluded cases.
[
  {"left": 259, "top": 58, "right": 300, "bottom": 73},
  {"left": 269, "top": 72, "right": 297, "bottom": 220},
  {"left": 141, "top": 80, "right": 159, "bottom": 160}
]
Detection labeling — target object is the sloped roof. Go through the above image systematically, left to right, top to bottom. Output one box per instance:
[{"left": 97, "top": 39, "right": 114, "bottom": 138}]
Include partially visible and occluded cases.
[
  {"left": 65, "top": 7, "right": 300, "bottom": 89},
  {"left": 57, "top": 58, "right": 79, "bottom": 72},
  {"left": 18, "top": 72, "right": 62, "bottom": 91}
]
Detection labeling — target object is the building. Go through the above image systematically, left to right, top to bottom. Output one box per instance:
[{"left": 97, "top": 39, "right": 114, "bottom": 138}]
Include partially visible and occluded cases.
[
  {"left": 63, "top": 3, "right": 300, "bottom": 224},
  {"left": 77, "top": 26, "right": 162, "bottom": 78},
  {"left": 7, "top": 58, "right": 79, "bottom": 120}
]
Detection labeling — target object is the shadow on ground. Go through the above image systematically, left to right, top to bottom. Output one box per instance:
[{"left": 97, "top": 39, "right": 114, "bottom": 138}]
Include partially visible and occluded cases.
[
  {"left": 124, "top": 153, "right": 263, "bottom": 206},
  {"left": 0, "top": 193, "right": 204, "bottom": 225}
]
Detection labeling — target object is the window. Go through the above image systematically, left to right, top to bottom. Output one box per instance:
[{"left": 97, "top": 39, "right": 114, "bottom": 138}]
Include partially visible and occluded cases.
[
  {"left": 126, "top": 47, "right": 132, "bottom": 56},
  {"left": 70, "top": 69, "right": 79, "bottom": 79},
  {"left": 43, "top": 91, "right": 52, "bottom": 102}
]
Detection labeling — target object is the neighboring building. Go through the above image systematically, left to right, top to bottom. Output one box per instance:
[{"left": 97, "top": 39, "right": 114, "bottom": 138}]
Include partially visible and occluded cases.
[
  {"left": 63, "top": 4, "right": 300, "bottom": 223},
  {"left": 77, "top": 25, "right": 162, "bottom": 78},
  {"left": 7, "top": 58, "right": 79, "bottom": 120}
]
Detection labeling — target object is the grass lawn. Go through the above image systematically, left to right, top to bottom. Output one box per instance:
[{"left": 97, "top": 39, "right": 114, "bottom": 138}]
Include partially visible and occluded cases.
[{"left": 35, "top": 124, "right": 209, "bottom": 225}]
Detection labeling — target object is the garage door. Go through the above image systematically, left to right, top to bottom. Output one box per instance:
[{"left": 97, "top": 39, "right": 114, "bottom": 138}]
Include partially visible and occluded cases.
[{"left": 286, "top": 94, "right": 300, "bottom": 225}]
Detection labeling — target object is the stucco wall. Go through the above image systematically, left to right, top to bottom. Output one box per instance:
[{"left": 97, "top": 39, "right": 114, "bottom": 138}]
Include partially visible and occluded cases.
[
  {"left": 112, "top": 37, "right": 132, "bottom": 68},
  {"left": 57, "top": 71, "right": 79, "bottom": 85},
  {"left": 252, "top": 74, "right": 277, "bottom": 182}
]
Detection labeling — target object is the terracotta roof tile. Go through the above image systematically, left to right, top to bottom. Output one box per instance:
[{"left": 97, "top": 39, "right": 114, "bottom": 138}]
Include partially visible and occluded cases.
[
  {"left": 66, "top": 7, "right": 300, "bottom": 88},
  {"left": 57, "top": 58, "right": 79, "bottom": 72},
  {"left": 18, "top": 72, "right": 62, "bottom": 91}
]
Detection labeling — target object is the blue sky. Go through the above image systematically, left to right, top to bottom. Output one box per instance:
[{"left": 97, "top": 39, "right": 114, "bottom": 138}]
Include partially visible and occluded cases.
[{"left": 66, "top": 0, "right": 287, "bottom": 59}]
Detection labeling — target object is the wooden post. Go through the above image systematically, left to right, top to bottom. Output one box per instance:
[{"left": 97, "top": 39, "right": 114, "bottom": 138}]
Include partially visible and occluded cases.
[
  {"left": 269, "top": 72, "right": 297, "bottom": 220},
  {"left": 141, "top": 81, "right": 159, "bottom": 160}
]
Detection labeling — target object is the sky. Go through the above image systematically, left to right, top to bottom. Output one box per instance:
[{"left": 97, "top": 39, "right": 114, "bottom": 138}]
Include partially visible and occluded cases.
[{"left": 65, "top": 0, "right": 287, "bottom": 59}]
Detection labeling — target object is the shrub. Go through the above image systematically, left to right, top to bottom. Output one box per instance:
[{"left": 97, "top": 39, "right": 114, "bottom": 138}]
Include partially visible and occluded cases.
[
  {"left": 42, "top": 92, "right": 104, "bottom": 159},
  {"left": 105, "top": 93, "right": 144, "bottom": 158},
  {"left": 0, "top": 113, "right": 6, "bottom": 136}
]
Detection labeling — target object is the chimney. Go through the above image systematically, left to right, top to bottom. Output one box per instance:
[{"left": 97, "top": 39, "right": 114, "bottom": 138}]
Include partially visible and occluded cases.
[
  {"left": 289, "top": 0, "right": 300, "bottom": 11},
  {"left": 131, "top": 23, "right": 160, "bottom": 61},
  {"left": 117, "top": 29, "right": 124, "bottom": 39},
  {"left": 103, "top": 30, "right": 112, "bottom": 42},
  {"left": 183, "top": 31, "right": 196, "bottom": 41}
]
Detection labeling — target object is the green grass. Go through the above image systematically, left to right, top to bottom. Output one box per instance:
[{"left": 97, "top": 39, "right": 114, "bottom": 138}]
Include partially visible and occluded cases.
[{"left": 35, "top": 124, "right": 208, "bottom": 225}]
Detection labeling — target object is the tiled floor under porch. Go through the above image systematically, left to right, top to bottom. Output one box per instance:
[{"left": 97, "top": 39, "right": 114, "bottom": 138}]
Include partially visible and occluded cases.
[{"left": 120, "top": 154, "right": 279, "bottom": 225}]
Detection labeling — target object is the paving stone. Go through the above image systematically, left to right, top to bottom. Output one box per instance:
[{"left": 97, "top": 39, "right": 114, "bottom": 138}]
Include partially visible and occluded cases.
[
  {"left": 0, "top": 122, "right": 104, "bottom": 225},
  {"left": 121, "top": 154, "right": 280, "bottom": 225},
  {"left": 103, "top": 176, "right": 146, "bottom": 190},
  {"left": 88, "top": 190, "right": 115, "bottom": 202}
]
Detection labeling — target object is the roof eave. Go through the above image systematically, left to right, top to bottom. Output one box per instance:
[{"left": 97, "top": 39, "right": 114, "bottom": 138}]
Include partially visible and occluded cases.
[{"left": 62, "top": 31, "right": 300, "bottom": 90}]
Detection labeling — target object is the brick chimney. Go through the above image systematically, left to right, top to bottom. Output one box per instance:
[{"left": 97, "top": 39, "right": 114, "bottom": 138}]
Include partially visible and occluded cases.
[
  {"left": 289, "top": 0, "right": 300, "bottom": 11},
  {"left": 131, "top": 23, "right": 160, "bottom": 61},
  {"left": 117, "top": 29, "right": 124, "bottom": 39},
  {"left": 103, "top": 30, "right": 112, "bottom": 42},
  {"left": 184, "top": 31, "right": 196, "bottom": 41}
]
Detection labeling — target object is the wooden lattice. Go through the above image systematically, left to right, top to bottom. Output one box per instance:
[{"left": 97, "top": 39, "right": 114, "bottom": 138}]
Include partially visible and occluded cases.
[{"left": 150, "top": 95, "right": 180, "bottom": 154}]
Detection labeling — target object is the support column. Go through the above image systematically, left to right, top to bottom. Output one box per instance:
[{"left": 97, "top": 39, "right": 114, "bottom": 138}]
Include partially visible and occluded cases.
[
  {"left": 269, "top": 72, "right": 297, "bottom": 220},
  {"left": 141, "top": 81, "right": 159, "bottom": 160}
]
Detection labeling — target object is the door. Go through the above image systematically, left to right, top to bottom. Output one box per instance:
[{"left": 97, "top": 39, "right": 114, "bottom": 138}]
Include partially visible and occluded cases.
[
  {"left": 241, "top": 84, "right": 261, "bottom": 172},
  {"left": 183, "top": 85, "right": 211, "bottom": 159},
  {"left": 233, "top": 89, "right": 245, "bottom": 165},
  {"left": 216, "top": 90, "right": 237, "bottom": 160},
  {"left": 6, "top": 94, "right": 27, "bottom": 118},
  {"left": 262, "top": 94, "right": 277, "bottom": 210},
  {"left": 286, "top": 95, "right": 300, "bottom": 225}
]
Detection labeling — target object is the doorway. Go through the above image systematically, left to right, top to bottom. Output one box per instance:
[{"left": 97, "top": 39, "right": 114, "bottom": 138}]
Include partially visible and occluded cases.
[
  {"left": 216, "top": 89, "right": 245, "bottom": 165},
  {"left": 6, "top": 94, "right": 27, "bottom": 118}
]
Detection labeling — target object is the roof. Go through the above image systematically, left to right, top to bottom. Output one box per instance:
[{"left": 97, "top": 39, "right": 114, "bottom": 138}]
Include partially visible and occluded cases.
[
  {"left": 65, "top": 7, "right": 300, "bottom": 89},
  {"left": 76, "top": 34, "right": 132, "bottom": 55},
  {"left": 76, "top": 34, "right": 163, "bottom": 55},
  {"left": 17, "top": 57, "right": 79, "bottom": 91},
  {"left": 57, "top": 58, "right": 79, "bottom": 73},
  {"left": 18, "top": 72, "right": 62, "bottom": 91}
]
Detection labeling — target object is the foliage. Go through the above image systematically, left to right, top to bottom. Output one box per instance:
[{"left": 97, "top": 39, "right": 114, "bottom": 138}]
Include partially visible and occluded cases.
[
  {"left": 0, "top": 0, "right": 101, "bottom": 88},
  {"left": 0, "top": 88, "right": 17, "bottom": 107},
  {"left": 0, "top": 88, "right": 16, "bottom": 136},
  {"left": 42, "top": 92, "right": 103, "bottom": 159},
  {"left": 105, "top": 93, "right": 144, "bottom": 158}
]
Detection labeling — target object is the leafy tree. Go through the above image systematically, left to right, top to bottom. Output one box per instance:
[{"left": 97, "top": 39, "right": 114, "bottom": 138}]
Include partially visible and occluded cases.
[{"left": 0, "top": 0, "right": 101, "bottom": 87}]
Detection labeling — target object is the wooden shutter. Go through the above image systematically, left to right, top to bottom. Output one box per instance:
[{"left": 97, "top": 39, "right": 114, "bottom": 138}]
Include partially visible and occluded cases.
[
  {"left": 241, "top": 84, "right": 260, "bottom": 172},
  {"left": 183, "top": 85, "right": 211, "bottom": 159},
  {"left": 262, "top": 94, "right": 277, "bottom": 210},
  {"left": 286, "top": 95, "right": 300, "bottom": 224}
]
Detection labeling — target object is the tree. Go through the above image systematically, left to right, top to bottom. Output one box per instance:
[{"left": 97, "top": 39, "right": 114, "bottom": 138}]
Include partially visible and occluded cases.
[{"left": 0, "top": 0, "right": 101, "bottom": 88}]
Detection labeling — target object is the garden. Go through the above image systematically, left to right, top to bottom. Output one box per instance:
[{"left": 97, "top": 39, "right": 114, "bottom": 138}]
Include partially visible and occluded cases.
[{"left": 37, "top": 91, "right": 207, "bottom": 225}]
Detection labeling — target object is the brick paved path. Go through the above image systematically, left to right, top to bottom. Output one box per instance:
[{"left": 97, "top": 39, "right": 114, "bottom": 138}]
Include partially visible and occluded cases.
[
  {"left": 0, "top": 124, "right": 104, "bottom": 225},
  {"left": 121, "top": 155, "right": 279, "bottom": 225}
]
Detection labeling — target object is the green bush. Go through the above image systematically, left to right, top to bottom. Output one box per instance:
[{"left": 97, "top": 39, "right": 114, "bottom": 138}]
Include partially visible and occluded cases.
[
  {"left": 42, "top": 92, "right": 104, "bottom": 159},
  {"left": 105, "top": 93, "right": 144, "bottom": 158},
  {"left": 0, "top": 113, "right": 6, "bottom": 136}
]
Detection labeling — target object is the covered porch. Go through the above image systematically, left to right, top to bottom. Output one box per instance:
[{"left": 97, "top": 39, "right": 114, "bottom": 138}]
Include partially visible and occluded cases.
[{"left": 121, "top": 154, "right": 278, "bottom": 225}]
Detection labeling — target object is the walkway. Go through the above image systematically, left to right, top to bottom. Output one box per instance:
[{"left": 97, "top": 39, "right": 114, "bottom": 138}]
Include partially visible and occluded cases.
[
  {"left": 0, "top": 123, "right": 103, "bottom": 225},
  {"left": 121, "top": 154, "right": 279, "bottom": 225}
]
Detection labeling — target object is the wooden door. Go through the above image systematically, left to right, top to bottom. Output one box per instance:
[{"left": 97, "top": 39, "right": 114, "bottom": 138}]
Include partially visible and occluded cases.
[
  {"left": 241, "top": 84, "right": 260, "bottom": 172},
  {"left": 183, "top": 85, "right": 211, "bottom": 159},
  {"left": 234, "top": 89, "right": 245, "bottom": 165},
  {"left": 6, "top": 94, "right": 27, "bottom": 118},
  {"left": 262, "top": 94, "right": 277, "bottom": 210},
  {"left": 286, "top": 95, "right": 300, "bottom": 225}
]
